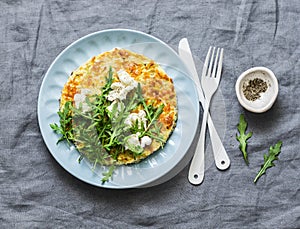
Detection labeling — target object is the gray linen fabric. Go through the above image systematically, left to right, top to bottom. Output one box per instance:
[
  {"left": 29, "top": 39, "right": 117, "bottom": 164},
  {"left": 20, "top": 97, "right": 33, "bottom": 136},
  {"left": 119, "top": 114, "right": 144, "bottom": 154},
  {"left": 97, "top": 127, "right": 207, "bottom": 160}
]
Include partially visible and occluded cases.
[{"left": 0, "top": 0, "right": 299, "bottom": 228}]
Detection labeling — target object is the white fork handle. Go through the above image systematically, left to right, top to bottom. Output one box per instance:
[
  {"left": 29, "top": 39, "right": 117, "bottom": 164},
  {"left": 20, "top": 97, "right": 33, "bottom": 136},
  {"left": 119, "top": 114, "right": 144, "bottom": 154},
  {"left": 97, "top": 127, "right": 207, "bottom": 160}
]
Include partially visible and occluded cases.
[
  {"left": 194, "top": 83, "right": 230, "bottom": 170},
  {"left": 188, "top": 100, "right": 210, "bottom": 185},
  {"left": 207, "top": 114, "right": 230, "bottom": 170}
]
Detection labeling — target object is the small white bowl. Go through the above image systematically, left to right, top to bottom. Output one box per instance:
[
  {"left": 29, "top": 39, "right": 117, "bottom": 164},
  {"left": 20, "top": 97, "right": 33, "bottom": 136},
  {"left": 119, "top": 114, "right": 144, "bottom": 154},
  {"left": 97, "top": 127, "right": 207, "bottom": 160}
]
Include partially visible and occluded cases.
[{"left": 235, "top": 67, "right": 279, "bottom": 113}]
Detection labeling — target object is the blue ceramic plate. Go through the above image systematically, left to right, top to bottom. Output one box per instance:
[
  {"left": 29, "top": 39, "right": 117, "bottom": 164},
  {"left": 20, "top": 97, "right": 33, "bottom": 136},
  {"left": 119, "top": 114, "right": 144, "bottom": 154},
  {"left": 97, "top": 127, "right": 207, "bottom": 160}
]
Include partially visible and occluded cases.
[{"left": 38, "top": 29, "right": 199, "bottom": 189}]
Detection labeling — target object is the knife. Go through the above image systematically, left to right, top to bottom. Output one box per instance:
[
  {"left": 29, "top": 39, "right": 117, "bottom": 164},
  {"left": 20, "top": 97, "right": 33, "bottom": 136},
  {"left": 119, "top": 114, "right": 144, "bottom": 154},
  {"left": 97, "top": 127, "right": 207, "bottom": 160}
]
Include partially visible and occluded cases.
[{"left": 178, "top": 38, "right": 230, "bottom": 171}]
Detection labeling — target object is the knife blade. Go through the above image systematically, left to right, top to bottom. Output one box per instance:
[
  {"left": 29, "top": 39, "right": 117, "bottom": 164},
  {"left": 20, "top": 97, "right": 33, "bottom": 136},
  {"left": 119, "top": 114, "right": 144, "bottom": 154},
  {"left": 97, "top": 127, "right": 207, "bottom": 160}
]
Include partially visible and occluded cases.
[
  {"left": 178, "top": 38, "right": 230, "bottom": 171},
  {"left": 178, "top": 38, "right": 205, "bottom": 105}
]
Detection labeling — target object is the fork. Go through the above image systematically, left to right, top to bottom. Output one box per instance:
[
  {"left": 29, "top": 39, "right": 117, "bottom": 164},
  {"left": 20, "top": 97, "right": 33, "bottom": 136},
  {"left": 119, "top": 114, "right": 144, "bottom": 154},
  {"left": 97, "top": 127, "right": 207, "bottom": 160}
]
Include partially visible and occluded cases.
[
  {"left": 178, "top": 38, "right": 230, "bottom": 171},
  {"left": 188, "top": 46, "right": 224, "bottom": 185}
]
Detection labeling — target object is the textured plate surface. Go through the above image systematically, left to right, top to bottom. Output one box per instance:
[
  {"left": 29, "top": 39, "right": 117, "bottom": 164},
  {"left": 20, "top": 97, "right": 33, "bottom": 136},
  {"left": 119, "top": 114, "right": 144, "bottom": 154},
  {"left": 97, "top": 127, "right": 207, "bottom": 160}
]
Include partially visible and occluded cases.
[{"left": 38, "top": 29, "right": 199, "bottom": 189}]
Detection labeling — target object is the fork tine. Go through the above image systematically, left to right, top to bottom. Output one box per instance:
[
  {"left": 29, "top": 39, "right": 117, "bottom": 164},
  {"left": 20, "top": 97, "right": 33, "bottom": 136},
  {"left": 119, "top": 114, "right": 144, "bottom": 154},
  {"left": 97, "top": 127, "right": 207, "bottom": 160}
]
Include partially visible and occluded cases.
[
  {"left": 201, "top": 46, "right": 212, "bottom": 78},
  {"left": 206, "top": 47, "right": 216, "bottom": 78},
  {"left": 211, "top": 48, "right": 220, "bottom": 78},
  {"left": 216, "top": 48, "right": 224, "bottom": 80}
]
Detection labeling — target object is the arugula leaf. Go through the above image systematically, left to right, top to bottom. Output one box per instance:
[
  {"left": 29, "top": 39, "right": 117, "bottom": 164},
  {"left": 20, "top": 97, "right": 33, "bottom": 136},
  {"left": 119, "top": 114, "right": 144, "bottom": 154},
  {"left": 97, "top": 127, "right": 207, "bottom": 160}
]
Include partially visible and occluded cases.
[
  {"left": 102, "top": 66, "right": 113, "bottom": 94},
  {"left": 137, "top": 87, "right": 165, "bottom": 136},
  {"left": 103, "top": 93, "right": 140, "bottom": 151},
  {"left": 50, "top": 101, "right": 74, "bottom": 144},
  {"left": 236, "top": 114, "right": 252, "bottom": 165},
  {"left": 73, "top": 120, "right": 111, "bottom": 164},
  {"left": 254, "top": 141, "right": 282, "bottom": 183},
  {"left": 101, "top": 165, "right": 115, "bottom": 184}
]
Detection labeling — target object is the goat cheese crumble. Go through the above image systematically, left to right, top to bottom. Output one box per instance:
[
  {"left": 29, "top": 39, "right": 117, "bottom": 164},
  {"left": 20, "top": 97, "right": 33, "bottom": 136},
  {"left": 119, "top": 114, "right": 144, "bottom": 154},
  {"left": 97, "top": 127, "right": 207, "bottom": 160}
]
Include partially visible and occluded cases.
[
  {"left": 106, "top": 69, "right": 138, "bottom": 101},
  {"left": 74, "top": 88, "right": 92, "bottom": 112},
  {"left": 106, "top": 100, "right": 125, "bottom": 119},
  {"left": 124, "top": 110, "right": 147, "bottom": 130},
  {"left": 124, "top": 133, "right": 152, "bottom": 153}
]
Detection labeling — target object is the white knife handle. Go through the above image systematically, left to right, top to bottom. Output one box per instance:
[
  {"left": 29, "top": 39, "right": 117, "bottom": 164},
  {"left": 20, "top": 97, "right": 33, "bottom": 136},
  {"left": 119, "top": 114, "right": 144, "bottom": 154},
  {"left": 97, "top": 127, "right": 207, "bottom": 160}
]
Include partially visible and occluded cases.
[
  {"left": 188, "top": 103, "right": 209, "bottom": 185},
  {"left": 207, "top": 114, "right": 230, "bottom": 170}
]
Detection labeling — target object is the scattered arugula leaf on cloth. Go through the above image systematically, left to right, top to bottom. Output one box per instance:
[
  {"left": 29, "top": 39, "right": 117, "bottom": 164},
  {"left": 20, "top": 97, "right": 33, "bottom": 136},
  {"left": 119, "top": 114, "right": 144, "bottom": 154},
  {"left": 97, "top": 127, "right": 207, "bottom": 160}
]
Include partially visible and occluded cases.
[
  {"left": 236, "top": 114, "right": 252, "bottom": 165},
  {"left": 254, "top": 141, "right": 282, "bottom": 183}
]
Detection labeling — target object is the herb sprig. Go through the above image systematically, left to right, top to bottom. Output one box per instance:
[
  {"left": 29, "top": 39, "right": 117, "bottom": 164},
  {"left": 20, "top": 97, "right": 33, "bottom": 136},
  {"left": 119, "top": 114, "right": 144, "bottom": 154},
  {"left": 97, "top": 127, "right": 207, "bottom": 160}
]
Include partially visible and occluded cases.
[
  {"left": 137, "top": 83, "right": 165, "bottom": 143},
  {"left": 50, "top": 101, "right": 74, "bottom": 144},
  {"left": 236, "top": 114, "right": 252, "bottom": 165},
  {"left": 254, "top": 141, "right": 282, "bottom": 183},
  {"left": 101, "top": 165, "right": 115, "bottom": 184}
]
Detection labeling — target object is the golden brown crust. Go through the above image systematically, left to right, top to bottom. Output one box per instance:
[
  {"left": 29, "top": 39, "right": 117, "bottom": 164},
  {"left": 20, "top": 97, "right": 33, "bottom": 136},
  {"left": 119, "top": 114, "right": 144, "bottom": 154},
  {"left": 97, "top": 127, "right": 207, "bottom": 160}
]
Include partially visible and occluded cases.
[{"left": 60, "top": 48, "right": 177, "bottom": 165}]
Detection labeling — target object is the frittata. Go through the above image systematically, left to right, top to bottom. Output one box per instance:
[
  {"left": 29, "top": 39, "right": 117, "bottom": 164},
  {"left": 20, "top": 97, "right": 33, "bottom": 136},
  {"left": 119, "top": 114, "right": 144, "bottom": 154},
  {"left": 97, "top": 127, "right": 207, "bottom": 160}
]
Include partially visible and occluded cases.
[{"left": 59, "top": 48, "right": 177, "bottom": 165}]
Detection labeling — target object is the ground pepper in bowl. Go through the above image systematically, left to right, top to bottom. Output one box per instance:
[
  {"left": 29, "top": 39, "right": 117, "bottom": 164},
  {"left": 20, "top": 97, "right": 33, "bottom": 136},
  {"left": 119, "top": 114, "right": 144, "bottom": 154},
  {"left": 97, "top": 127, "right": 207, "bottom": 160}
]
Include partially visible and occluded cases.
[{"left": 242, "top": 78, "right": 268, "bottom": 101}]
